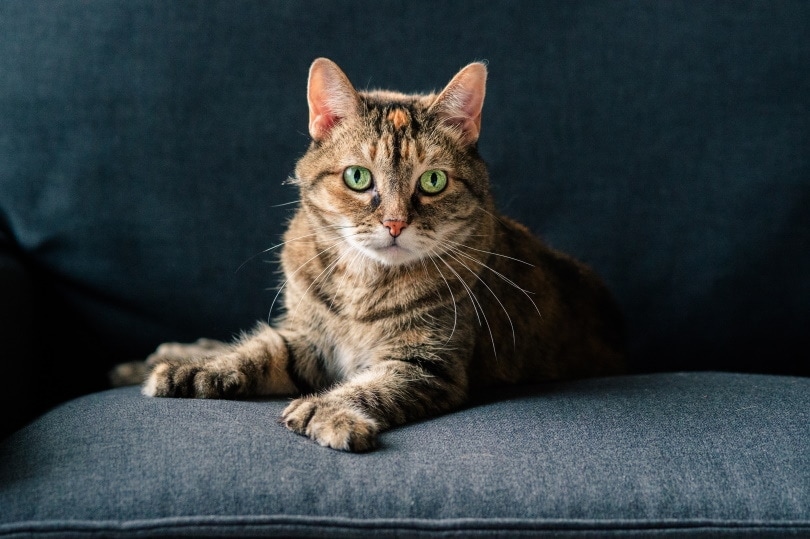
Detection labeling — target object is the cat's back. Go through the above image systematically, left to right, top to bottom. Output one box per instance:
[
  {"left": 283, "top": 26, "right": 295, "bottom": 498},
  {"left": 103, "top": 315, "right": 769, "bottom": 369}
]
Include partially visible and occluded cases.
[{"left": 468, "top": 215, "right": 626, "bottom": 386}]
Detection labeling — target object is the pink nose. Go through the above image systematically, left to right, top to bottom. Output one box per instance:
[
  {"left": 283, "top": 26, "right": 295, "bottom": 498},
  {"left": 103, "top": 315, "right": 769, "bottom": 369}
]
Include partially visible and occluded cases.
[{"left": 383, "top": 219, "right": 408, "bottom": 238}]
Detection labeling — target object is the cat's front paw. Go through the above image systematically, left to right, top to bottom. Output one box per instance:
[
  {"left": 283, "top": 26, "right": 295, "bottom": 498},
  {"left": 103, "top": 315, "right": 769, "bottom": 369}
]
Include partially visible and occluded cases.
[
  {"left": 146, "top": 338, "right": 230, "bottom": 365},
  {"left": 142, "top": 357, "right": 248, "bottom": 399},
  {"left": 109, "top": 360, "right": 150, "bottom": 387},
  {"left": 281, "top": 396, "right": 379, "bottom": 452}
]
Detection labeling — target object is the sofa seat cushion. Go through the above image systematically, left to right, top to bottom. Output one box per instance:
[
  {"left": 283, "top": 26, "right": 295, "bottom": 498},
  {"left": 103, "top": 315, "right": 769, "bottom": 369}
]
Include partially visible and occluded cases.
[{"left": 1, "top": 372, "right": 807, "bottom": 538}]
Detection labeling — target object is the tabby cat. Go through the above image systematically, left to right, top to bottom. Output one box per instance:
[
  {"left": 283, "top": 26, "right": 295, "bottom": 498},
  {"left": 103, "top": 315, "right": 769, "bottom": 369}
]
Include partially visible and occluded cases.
[{"left": 122, "top": 58, "right": 625, "bottom": 452}]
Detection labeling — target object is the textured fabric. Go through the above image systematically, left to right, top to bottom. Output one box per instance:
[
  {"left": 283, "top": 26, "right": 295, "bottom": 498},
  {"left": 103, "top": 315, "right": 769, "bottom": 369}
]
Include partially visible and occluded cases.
[{"left": 0, "top": 373, "right": 808, "bottom": 538}]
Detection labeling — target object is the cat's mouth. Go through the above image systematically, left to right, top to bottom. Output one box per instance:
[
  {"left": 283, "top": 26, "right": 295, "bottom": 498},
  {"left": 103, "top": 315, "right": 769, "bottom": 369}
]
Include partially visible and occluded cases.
[
  {"left": 359, "top": 238, "right": 421, "bottom": 266},
  {"left": 372, "top": 243, "right": 412, "bottom": 263},
  {"left": 378, "top": 243, "right": 407, "bottom": 254}
]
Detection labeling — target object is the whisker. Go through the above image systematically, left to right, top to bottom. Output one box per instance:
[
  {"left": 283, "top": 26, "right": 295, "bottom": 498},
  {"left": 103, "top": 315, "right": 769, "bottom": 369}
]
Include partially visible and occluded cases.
[
  {"left": 270, "top": 199, "right": 301, "bottom": 208},
  {"left": 474, "top": 206, "right": 510, "bottom": 228},
  {"left": 236, "top": 224, "right": 352, "bottom": 273},
  {"left": 267, "top": 238, "right": 346, "bottom": 322},
  {"left": 446, "top": 239, "right": 534, "bottom": 267},
  {"left": 289, "top": 244, "right": 349, "bottom": 322},
  {"left": 330, "top": 244, "right": 365, "bottom": 312},
  {"left": 450, "top": 246, "right": 542, "bottom": 318},
  {"left": 447, "top": 249, "right": 516, "bottom": 349},
  {"left": 427, "top": 254, "right": 458, "bottom": 346},
  {"left": 436, "top": 255, "right": 480, "bottom": 326},
  {"left": 437, "top": 255, "right": 497, "bottom": 359}
]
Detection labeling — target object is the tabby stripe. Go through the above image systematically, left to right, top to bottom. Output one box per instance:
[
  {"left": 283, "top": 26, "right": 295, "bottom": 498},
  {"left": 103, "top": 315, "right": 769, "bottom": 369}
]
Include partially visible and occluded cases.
[
  {"left": 390, "top": 123, "right": 404, "bottom": 170},
  {"left": 308, "top": 169, "right": 339, "bottom": 191},
  {"left": 451, "top": 175, "right": 488, "bottom": 205},
  {"left": 310, "top": 280, "right": 343, "bottom": 316},
  {"left": 355, "top": 292, "right": 453, "bottom": 324},
  {"left": 398, "top": 356, "right": 458, "bottom": 386},
  {"left": 237, "top": 358, "right": 262, "bottom": 394},
  {"left": 165, "top": 366, "right": 178, "bottom": 396},
  {"left": 180, "top": 366, "right": 199, "bottom": 397}
]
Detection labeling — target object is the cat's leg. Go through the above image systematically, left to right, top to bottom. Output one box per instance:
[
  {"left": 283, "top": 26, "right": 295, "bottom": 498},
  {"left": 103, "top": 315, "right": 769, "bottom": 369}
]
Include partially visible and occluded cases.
[
  {"left": 143, "top": 324, "right": 299, "bottom": 398},
  {"left": 147, "top": 337, "right": 230, "bottom": 364},
  {"left": 281, "top": 357, "right": 467, "bottom": 452}
]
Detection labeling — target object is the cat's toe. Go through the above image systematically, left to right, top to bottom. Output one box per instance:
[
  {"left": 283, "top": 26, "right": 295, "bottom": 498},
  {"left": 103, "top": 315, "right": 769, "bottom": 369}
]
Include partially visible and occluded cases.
[
  {"left": 142, "top": 361, "right": 245, "bottom": 399},
  {"left": 142, "top": 362, "right": 175, "bottom": 397},
  {"left": 195, "top": 367, "right": 246, "bottom": 398},
  {"left": 281, "top": 397, "right": 379, "bottom": 452},
  {"left": 281, "top": 398, "right": 317, "bottom": 432}
]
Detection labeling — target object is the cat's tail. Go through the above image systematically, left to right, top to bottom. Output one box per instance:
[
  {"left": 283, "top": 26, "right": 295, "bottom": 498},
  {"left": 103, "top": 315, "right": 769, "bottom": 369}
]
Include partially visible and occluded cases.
[{"left": 109, "top": 360, "right": 150, "bottom": 387}]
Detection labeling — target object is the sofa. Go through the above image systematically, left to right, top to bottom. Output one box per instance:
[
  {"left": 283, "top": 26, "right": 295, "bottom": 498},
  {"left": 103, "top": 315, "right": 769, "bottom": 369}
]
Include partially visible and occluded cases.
[{"left": 1, "top": 1, "right": 807, "bottom": 537}]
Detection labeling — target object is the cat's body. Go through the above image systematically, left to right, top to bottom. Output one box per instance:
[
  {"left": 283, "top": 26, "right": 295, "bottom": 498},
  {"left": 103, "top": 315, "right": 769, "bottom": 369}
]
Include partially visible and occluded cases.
[{"left": 127, "top": 59, "right": 625, "bottom": 451}]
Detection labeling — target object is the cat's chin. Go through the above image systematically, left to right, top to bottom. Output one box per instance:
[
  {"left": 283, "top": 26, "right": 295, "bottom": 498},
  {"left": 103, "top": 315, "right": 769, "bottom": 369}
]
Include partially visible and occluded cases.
[{"left": 363, "top": 245, "right": 422, "bottom": 267}]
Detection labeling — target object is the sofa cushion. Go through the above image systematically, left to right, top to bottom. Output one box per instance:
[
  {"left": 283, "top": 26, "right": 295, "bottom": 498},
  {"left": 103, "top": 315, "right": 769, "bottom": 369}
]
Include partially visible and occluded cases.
[{"left": 1, "top": 372, "right": 807, "bottom": 538}]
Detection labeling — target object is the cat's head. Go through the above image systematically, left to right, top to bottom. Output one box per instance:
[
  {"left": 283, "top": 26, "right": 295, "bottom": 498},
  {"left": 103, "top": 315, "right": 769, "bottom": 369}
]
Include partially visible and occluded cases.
[{"left": 293, "top": 58, "right": 492, "bottom": 267}]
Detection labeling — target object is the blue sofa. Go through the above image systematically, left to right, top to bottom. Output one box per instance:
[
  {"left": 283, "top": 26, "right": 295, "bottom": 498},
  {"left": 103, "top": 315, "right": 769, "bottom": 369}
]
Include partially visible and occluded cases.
[{"left": 1, "top": 2, "right": 807, "bottom": 537}]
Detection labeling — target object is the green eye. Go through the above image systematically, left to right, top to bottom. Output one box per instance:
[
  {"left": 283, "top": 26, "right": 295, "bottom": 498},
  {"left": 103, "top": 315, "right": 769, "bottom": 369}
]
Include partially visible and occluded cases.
[
  {"left": 343, "top": 166, "right": 373, "bottom": 191},
  {"left": 419, "top": 169, "right": 448, "bottom": 194}
]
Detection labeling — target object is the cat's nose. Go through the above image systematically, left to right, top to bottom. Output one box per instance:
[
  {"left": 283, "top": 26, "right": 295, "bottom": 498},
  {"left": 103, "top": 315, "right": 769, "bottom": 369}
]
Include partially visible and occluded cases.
[{"left": 383, "top": 219, "right": 408, "bottom": 238}]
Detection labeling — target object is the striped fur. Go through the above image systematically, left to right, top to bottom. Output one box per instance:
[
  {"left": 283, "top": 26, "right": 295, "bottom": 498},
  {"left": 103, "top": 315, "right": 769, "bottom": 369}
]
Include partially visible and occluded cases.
[{"left": 132, "top": 59, "right": 626, "bottom": 451}]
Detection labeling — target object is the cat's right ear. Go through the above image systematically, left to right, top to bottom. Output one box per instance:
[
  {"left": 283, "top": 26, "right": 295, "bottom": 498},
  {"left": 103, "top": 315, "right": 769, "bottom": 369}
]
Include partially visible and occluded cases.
[{"left": 307, "top": 58, "right": 361, "bottom": 141}]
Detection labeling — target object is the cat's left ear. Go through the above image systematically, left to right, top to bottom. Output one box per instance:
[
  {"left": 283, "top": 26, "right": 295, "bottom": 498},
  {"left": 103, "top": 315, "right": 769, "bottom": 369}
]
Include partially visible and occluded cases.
[
  {"left": 307, "top": 58, "right": 361, "bottom": 141},
  {"left": 430, "top": 62, "right": 487, "bottom": 145}
]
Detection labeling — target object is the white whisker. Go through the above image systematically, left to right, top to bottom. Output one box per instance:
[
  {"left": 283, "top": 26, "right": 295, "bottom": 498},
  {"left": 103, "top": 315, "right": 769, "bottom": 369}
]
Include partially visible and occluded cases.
[
  {"left": 270, "top": 199, "right": 301, "bottom": 208},
  {"left": 474, "top": 206, "right": 509, "bottom": 228},
  {"left": 236, "top": 224, "right": 352, "bottom": 273},
  {"left": 267, "top": 238, "right": 346, "bottom": 322},
  {"left": 446, "top": 239, "right": 534, "bottom": 267},
  {"left": 289, "top": 244, "right": 350, "bottom": 322},
  {"left": 330, "top": 246, "right": 364, "bottom": 312},
  {"left": 449, "top": 246, "right": 542, "bottom": 318},
  {"left": 447, "top": 249, "right": 515, "bottom": 349},
  {"left": 427, "top": 254, "right": 458, "bottom": 345},
  {"left": 437, "top": 255, "right": 497, "bottom": 360}
]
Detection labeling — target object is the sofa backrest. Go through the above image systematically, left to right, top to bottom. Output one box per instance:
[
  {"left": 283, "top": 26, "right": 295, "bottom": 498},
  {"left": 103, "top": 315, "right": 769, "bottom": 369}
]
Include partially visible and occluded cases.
[{"left": 1, "top": 1, "right": 807, "bottom": 401}]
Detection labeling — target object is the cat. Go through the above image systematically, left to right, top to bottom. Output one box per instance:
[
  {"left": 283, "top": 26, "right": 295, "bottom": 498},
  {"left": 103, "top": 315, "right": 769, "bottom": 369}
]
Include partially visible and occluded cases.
[{"left": 115, "top": 58, "right": 626, "bottom": 452}]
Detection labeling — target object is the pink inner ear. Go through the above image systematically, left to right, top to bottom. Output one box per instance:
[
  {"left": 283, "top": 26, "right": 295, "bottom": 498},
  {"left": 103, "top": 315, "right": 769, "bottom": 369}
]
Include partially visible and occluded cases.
[
  {"left": 307, "top": 58, "right": 358, "bottom": 141},
  {"left": 432, "top": 63, "right": 487, "bottom": 144},
  {"left": 307, "top": 67, "right": 337, "bottom": 140},
  {"left": 309, "top": 112, "right": 338, "bottom": 141}
]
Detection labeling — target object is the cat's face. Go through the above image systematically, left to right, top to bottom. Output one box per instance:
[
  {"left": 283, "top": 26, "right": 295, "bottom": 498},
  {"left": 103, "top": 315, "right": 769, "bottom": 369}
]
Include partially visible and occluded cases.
[{"left": 294, "top": 59, "right": 492, "bottom": 267}]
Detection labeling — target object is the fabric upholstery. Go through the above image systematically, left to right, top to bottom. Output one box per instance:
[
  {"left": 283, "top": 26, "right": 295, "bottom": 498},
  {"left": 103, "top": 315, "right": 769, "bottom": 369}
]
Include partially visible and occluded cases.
[{"left": 1, "top": 372, "right": 808, "bottom": 538}]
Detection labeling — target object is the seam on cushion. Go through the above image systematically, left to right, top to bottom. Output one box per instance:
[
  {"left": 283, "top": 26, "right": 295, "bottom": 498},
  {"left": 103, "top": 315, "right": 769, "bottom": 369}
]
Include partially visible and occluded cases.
[{"left": 1, "top": 516, "right": 809, "bottom": 537}]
